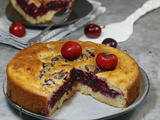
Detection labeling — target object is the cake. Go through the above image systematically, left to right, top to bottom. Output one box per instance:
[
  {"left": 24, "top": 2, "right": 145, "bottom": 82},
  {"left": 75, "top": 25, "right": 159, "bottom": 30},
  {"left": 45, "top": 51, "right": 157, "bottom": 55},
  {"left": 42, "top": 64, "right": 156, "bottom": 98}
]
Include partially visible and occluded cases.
[
  {"left": 9, "top": 0, "right": 75, "bottom": 24},
  {"left": 6, "top": 40, "right": 140, "bottom": 116}
]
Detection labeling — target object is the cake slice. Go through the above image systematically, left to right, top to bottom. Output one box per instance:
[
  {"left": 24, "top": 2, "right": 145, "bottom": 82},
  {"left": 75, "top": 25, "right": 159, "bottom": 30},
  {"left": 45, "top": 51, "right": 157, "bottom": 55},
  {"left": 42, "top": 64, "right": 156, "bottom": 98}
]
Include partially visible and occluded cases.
[{"left": 9, "top": 0, "right": 75, "bottom": 24}]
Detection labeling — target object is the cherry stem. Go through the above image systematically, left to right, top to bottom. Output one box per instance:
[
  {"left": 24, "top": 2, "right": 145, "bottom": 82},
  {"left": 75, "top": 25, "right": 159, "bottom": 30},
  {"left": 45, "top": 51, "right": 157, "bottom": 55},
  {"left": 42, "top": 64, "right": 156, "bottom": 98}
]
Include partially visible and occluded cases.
[
  {"left": 101, "top": 25, "right": 106, "bottom": 29},
  {"left": 79, "top": 41, "right": 108, "bottom": 54},
  {"left": 80, "top": 41, "right": 97, "bottom": 45},
  {"left": 80, "top": 41, "right": 90, "bottom": 45},
  {"left": 88, "top": 48, "right": 108, "bottom": 54},
  {"left": 123, "top": 50, "right": 128, "bottom": 53}
]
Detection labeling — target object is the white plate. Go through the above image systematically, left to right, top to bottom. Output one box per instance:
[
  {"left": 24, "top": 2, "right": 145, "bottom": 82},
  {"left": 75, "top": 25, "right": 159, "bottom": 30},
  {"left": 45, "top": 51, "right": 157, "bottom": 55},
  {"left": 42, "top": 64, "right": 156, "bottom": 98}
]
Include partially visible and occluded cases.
[{"left": 3, "top": 68, "right": 149, "bottom": 120}]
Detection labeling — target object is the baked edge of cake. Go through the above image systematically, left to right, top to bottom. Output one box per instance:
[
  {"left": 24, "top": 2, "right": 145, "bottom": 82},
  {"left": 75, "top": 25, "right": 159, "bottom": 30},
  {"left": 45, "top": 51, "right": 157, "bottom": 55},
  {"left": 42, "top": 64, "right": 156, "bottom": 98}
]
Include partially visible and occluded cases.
[{"left": 6, "top": 40, "right": 141, "bottom": 116}]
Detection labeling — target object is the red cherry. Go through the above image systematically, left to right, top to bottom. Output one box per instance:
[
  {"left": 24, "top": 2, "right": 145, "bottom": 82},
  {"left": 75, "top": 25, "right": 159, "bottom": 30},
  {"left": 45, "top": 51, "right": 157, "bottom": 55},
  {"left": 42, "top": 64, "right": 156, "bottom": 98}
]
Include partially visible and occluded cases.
[
  {"left": 9, "top": 22, "right": 26, "bottom": 37},
  {"left": 84, "top": 24, "right": 101, "bottom": 38},
  {"left": 102, "top": 38, "right": 117, "bottom": 48},
  {"left": 61, "top": 41, "right": 82, "bottom": 60},
  {"left": 96, "top": 53, "right": 118, "bottom": 71}
]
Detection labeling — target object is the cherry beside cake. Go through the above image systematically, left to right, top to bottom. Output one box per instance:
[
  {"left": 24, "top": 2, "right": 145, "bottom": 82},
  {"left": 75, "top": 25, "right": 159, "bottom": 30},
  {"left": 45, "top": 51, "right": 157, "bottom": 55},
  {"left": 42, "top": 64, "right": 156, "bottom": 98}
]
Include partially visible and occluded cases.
[
  {"left": 10, "top": 0, "right": 74, "bottom": 24},
  {"left": 6, "top": 40, "right": 140, "bottom": 116}
]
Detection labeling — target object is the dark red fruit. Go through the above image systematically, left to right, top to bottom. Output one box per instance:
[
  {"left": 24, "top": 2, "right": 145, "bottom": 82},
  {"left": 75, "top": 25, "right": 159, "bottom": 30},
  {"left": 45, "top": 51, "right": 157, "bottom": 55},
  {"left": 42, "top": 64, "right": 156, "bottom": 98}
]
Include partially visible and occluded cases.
[
  {"left": 9, "top": 22, "right": 26, "bottom": 37},
  {"left": 84, "top": 24, "right": 101, "bottom": 38},
  {"left": 102, "top": 38, "right": 117, "bottom": 48},
  {"left": 61, "top": 41, "right": 82, "bottom": 60},
  {"left": 96, "top": 53, "right": 118, "bottom": 71}
]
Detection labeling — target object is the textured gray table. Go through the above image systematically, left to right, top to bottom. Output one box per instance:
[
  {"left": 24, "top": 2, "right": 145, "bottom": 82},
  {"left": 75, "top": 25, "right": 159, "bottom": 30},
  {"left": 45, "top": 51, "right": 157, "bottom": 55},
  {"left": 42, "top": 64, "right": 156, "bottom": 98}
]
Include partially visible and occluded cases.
[{"left": 0, "top": 0, "right": 160, "bottom": 120}]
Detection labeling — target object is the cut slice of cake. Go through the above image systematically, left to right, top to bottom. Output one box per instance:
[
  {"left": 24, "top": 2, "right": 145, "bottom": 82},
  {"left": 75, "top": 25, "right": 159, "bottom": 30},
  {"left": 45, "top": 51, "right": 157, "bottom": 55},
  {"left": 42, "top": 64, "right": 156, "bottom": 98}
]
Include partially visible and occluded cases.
[
  {"left": 10, "top": 0, "right": 75, "bottom": 24},
  {"left": 6, "top": 40, "right": 140, "bottom": 116}
]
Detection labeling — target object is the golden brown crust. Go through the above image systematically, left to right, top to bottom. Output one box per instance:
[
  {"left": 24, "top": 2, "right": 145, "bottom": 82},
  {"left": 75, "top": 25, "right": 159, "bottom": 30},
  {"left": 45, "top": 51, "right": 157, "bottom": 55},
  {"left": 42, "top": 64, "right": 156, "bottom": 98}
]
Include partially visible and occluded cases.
[
  {"left": 10, "top": 0, "right": 74, "bottom": 7},
  {"left": 28, "top": 0, "right": 73, "bottom": 7},
  {"left": 29, "top": 0, "right": 48, "bottom": 6},
  {"left": 6, "top": 40, "right": 140, "bottom": 116},
  {"left": 7, "top": 77, "right": 49, "bottom": 115}
]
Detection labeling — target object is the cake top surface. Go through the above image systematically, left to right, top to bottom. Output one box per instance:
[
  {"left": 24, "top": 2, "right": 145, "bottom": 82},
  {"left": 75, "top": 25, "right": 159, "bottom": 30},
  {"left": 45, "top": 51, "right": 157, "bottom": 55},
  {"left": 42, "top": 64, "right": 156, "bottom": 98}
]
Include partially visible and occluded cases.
[
  {"left": 27, "top": 0, "right": 52, "bottom": 6},
  {"left": 6, "top": 40, "right": 140, "bottom": 97}
]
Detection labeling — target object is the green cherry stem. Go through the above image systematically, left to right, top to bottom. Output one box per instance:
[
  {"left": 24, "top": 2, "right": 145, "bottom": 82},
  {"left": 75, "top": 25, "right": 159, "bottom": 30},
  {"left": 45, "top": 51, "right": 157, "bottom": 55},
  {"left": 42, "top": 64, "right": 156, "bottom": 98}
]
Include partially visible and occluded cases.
[{"left": 88, "top": 48, "right": 108, "bottom": 54}]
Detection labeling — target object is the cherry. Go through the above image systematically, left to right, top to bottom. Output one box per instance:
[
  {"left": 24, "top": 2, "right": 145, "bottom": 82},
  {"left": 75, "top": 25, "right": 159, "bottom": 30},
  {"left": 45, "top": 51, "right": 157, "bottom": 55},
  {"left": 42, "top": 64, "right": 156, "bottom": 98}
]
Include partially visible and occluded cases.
[
  {"left": 9, "top": 22, "right": 26, "bottom": 37},
  {"left": 84, "top": 24, "right": 101, "bottom": 38},
  {"left": 102, "top": 38, "right": 117, "bottom": 48},
  {"left": 61, "top": 41, "right": 82, "bottom": 60},
  {"left": 96, "top": 53, "right": 118, "bottom": 71}
]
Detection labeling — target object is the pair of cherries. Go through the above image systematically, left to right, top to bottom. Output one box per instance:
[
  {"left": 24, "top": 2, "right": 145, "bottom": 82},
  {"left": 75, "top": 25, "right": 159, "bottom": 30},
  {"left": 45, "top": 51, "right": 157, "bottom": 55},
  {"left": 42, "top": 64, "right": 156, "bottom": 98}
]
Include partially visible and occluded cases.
[{"left": 61, "top": 41, "right": 118, "bottom": 71}]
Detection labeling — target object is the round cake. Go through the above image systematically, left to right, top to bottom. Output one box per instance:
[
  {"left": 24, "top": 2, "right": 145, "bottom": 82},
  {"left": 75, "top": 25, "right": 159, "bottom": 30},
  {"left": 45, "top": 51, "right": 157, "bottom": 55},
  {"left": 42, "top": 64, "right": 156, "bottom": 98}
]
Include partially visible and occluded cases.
[
  {"left": 10, "top": 0, "right": 75, "bottom": 24},
  {"left": 6, "top": 40, "right": 140, "bottom": 116}
]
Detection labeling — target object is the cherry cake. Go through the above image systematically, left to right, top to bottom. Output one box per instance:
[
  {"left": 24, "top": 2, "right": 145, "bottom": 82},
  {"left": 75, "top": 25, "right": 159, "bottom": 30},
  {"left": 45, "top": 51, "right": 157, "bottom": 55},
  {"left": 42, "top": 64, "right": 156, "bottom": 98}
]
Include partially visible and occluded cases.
[
  {"left": 10, "top": 0, "right": 75, "bottom": 24},
  {"left": 6, "top": 40, "right": 140, "bottom": 116}
]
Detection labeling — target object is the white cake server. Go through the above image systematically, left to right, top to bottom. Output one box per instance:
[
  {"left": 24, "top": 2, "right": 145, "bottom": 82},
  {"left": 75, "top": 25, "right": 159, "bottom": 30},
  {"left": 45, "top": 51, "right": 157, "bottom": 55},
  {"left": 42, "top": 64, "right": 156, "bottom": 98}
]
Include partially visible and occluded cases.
[{"left": 80, "top": 0, "right": 160, "bottom": 43}]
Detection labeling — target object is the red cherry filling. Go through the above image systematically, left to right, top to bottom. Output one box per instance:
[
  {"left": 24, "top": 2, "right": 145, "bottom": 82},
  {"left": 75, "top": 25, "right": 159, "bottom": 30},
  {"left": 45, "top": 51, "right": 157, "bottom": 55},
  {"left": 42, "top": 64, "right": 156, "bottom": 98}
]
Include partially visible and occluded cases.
[
  {"left": 16, "top": 0, "right": 72, "bottom": 18},
  {"left": 84, "top": 24, "right": 102, "bottom": 38},
  {"left": 61, "top": 41, "right": 82, "bottom": 60},
  {"left": 96, "top": 53, "right": 118, "bottom": 71},
  {"left": 48, "top": 68, "right": 122, "bottom": 113},
  {"left": 70, "top": 68, "right": 121, "bottom": 98},
  {"left": 49, "top": 75, "right": 75, "bottom": 109}
]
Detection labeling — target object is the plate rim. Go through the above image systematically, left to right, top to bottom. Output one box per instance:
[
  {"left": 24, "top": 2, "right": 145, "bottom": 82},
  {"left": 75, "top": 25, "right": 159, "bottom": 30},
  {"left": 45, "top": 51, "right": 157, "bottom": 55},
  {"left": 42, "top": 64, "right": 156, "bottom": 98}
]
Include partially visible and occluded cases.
[
  {"left": 5, "top": 0, "right": 93, "bottom": 28},
  {"left": 3, "top": 67, "right": 150, "bottom": 120},
  {"left": 99, "top": 67, "right": 150, "bottom": 119}
]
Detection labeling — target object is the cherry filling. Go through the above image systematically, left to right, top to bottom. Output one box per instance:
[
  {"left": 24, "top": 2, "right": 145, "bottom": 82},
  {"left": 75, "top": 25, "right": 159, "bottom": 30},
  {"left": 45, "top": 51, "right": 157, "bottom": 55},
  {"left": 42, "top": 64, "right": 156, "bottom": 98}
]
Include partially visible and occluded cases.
[
  {"left": 16, "top": 0, "right": 72, "bottom": 18},
  {"left": 48, "top": 68, "right": 122, "bottom": 110},
  {"left": 70, "top": 68, "right": 122, "bottom": 98},
  {"left": 49, "top": 76, "right": 75, "bottom": 109}
]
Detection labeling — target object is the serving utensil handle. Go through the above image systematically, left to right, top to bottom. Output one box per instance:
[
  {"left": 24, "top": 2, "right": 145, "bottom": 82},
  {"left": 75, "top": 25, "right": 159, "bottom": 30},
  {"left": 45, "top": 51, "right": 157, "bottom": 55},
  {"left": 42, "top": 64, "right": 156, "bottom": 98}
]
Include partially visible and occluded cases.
[{"left": 125, "top": 0, "right": 160, "bottom": 24}]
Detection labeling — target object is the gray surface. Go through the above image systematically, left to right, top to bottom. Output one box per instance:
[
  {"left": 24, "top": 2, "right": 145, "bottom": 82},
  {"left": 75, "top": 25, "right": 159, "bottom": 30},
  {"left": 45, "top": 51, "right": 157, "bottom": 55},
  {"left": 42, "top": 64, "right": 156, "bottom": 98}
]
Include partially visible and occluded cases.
[{"left": 0, "top": 0, "right": 159, "bottom": 120}]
